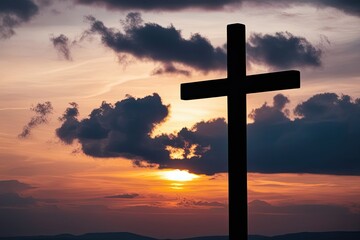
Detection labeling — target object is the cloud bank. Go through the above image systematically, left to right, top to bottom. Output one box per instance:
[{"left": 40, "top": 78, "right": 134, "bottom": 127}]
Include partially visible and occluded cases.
[
  {"left": 0, "top": 0, "right": 38, "bottom": 39},
  {"left": 73, "top": 0, "right": 360, "bottom": 17},
  {"left": 74, "top": 0, "right": 239, "bottom": 11},
  {"left": 84, "top": 13, "right": 322, "bottom": 74},
  {"left": 56, "top": 92, "right": 360, "bottom": 176},
  {"left": 248, "top": 93, "right": 360, "bottom": 175},
  {"left": 56, "top": 94, "right": 227, "bottom": 175}
]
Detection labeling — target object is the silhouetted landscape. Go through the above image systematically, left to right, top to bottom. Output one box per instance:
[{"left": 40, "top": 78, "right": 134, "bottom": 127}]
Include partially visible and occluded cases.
[{"left": 1, "top": 231, "right": 360, "bottom": 240}]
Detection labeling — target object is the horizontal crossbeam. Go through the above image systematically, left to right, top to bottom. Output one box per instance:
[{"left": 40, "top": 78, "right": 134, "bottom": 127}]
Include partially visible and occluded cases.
[
  {"left": 181, "top": 70, "right": 300, "bottom": 100},
  {"left": 246, "top": 70, "right": 300, "bottom": 94},
  {"left": 181, "top": 78, "right": 227, "bottom": 100}
]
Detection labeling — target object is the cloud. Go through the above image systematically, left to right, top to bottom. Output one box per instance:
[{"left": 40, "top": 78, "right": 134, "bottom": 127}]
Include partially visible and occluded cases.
[
  {"left": 0, "top": 0, "right": 39, "bottom": 39},
  {"left": 72, "top": 0, "right": 360, "bottom": 17},
  {"left": 74, "top": 0, "right": 239, "bottom": 11},
  {"left": 275, "top": 0, "right": 356, "bottom": 17},
  {"left": 297, "top": 0, "right": 360, "bottom": 17},
  {"left": 83, "top": 13, "right": 324, "bottom": 73},
  {"left": 84, "top": 13, "right": 227, "bottom": 73},
  {"left": 247, "top": 32, "right": 322, "bottom": 69},
  {"left": 50, "top": 34, "right": 73, "bottom": 61},
  {"left": 152, "top": 63, "right": 191, "bottom": 76},
  {"left": 56, "top": 92, "right": 360, "bottom": 176},
  {"left": 248, "top": 93, "right": 360, "bottom": 175},
  {"left": 248, "top": 93, "right": 290, "bottom": 124},
  {"left": 294, "top": 93, "right": 356, "bottom": 120},
  {"left": 56, "top": 94, "right": 170, "bottom": 163},
  {"left": 56, "top": 94, "right": 227, "bottom": 175},
  {"left": 18, "top": 101, "right": 53, "bottom": 138},
  {"left": 56, "top": 102, "right": 80, "bottom": 144},
  {"left": 164, "top": 118, "right": 228, "bottom": 175},
  {"left": 0, "top": 180, "right": 35, "bottom": 194},
  {"left": 0, "top": 180, "right": 37, "bottom": 208},
  {"left": 0, "top": 192, "right": 37, "bottom": 207},
  {"left": 105, "top": 193, "right": 140, "bottom": 199},
  {"left": 178, "top": 198, "right": 226, "bottom": 208},
  {"left": 248, "top": 199, "right": 360, "bottom": 235},
  {"left": 249, "top": 199, "right": 352, "bottom": 215}
]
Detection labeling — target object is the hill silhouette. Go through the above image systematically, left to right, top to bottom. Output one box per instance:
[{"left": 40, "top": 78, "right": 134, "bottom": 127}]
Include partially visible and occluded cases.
[{"left": 0, "top": 231, "right": 359, "bottom": 240}]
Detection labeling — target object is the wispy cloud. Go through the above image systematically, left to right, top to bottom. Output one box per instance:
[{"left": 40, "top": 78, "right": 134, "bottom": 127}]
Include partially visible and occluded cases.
[
  {"left": 50, "top": 34, "right": 74, "bottom": 61},
  {"left": 152, "top": 63, "right": 190, "bottom": 76},
  {"left": 18, "top": 101, "right": 53, "bottom": 138},
  {"left": 105, "top": 193, "right": 140, "bottom": 199},
  {"left": 178, "top": 198, "right": 226, "bottom": 208}
]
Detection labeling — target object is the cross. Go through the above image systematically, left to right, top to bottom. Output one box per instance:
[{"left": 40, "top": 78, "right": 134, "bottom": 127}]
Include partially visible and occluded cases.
[{"left": 181, "top": 24, "right": 300, "bottom": 240}]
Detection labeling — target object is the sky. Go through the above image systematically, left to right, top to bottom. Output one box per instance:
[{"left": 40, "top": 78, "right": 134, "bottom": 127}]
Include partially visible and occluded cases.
[{"left": 0, "top": 0, "right": 360, "bottom": 238}]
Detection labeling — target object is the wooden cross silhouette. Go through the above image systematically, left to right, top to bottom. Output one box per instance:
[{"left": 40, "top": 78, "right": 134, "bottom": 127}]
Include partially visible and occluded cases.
[{"left": 181, "top": 24, "right": 300, "bottom": 240}]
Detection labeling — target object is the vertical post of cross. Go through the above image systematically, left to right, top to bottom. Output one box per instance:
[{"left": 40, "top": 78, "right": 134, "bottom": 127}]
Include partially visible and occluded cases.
[{"left": 227, "top": 23, "right": 247, "bottom": 240}]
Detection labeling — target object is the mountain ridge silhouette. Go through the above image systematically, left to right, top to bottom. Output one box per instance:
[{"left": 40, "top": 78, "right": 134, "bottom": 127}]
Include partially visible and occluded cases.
[{"left": 1, "top": 231, "right": 359, "bottom": 240}]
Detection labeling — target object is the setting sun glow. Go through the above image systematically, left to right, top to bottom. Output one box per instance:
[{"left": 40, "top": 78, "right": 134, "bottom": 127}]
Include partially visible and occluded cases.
[{"left": 161, "top": 169, "right": 200, "bottom": 182}]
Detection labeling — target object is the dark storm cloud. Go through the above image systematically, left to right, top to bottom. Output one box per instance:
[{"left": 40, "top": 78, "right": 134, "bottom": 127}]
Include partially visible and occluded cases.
[
  {"left": 0, "top": 0, "right": 39, "bottom": 39},
  {"left": 74, "top": 0, "right": 239, "bottom": 11},
  {"left": 84, "top": 13, "right": 227, "bottom": 73},
  {"left": 247, "top": 32, "right": 322, "bottom": 69},
  {"left": 50, "top": 34, "right": 73, "bottom": 61},
  {"left": 56, "top": 92, "right": 360, "bottom": 176},
  {"left": 248, "top": 93, "right": 360, "bottom": 175},
  {"left": 294, "top": 93, "right": 357, "bottom": 121},
  {"left": 56, "top": 94, "right": 170, "bottom": 163},
  {"left": 18, "top": 101, "right": 53, "bottom": 138},
  {"left": 56, "top": 102, "right": 80, "bottom": 144},
  {"left": 105, "top": 193, "right": 139, "bottom": 199}
]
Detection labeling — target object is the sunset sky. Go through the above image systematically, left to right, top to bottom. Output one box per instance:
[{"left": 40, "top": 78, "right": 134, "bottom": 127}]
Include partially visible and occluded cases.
[{"left": 0, "top": 0, "right": 359, "bottom": 238}]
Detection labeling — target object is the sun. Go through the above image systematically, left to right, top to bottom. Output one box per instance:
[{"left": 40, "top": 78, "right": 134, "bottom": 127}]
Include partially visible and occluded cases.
[{"left": 161, "top": 169, "right": 199, "bottom": 182}]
